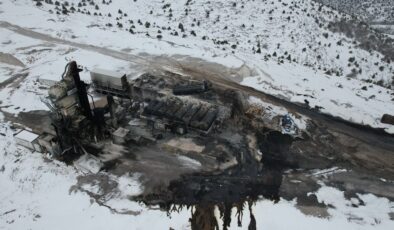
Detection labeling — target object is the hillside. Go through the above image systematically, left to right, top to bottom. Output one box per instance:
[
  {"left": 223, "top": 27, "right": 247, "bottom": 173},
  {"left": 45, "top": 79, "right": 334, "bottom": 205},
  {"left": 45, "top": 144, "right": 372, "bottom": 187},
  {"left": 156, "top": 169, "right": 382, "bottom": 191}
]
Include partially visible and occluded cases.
[
  {"left": 1, "top": 0, "right": 392, "bottom": 132},
  {"left": 32, "top": 0, "right": 393, "bottom": 87},
  {"left": 315, "top": 0, "right": 394, "bottom": 34},
  {"left": 1, "top": 1, "right": 394, "bottom": 229}
]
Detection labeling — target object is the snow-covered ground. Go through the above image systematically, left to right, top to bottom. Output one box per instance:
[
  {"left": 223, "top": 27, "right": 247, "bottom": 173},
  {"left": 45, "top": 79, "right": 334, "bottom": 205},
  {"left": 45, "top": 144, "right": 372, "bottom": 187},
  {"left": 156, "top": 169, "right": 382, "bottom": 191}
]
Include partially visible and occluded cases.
[
  {"left": 0, "top": 0, "right": 393, "bottom": 132},
  {"left": 1, "top": 0, "right": 394, "bottom": 229},
  {"left": 242, "top": 61, "right": 394, "bottom": 133},
  {"left": 1, "top": 122, "right": 393, "bottom": 230}
]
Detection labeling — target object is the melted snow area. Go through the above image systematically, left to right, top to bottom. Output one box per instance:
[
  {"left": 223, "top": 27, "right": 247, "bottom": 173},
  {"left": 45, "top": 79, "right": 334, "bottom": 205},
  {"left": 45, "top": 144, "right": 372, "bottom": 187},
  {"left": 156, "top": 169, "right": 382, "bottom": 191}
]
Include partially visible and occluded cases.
[
  {"left": 0, "top": 0, "right": 393, "bottom": 229},
  {"left": 1, "top": 122, "right": 393, "bottom": 229}
]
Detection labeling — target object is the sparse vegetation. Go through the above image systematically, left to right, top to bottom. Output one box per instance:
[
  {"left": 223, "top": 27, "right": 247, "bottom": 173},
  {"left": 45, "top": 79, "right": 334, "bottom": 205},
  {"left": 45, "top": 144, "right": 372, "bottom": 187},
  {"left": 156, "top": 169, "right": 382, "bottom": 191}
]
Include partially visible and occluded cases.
[{"left": 35, "top": 0, "right": 394, "bottom": 89}]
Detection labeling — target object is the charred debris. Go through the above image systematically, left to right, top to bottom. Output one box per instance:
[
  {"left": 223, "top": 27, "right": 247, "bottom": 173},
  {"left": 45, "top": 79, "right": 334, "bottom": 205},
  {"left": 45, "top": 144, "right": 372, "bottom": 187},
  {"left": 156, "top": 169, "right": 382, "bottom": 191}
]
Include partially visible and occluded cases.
[
  {"left": 10, "top": 60, "right": 394, "bottom": 229},
  {"left": 17, "top": 61, "right": 309, "bottom": 206},
  {"left": 32, "top": 61, "right": 301, "bottom": 160},
  {"left": 40, "top": 61, "right": 232, "bottom": 159}
]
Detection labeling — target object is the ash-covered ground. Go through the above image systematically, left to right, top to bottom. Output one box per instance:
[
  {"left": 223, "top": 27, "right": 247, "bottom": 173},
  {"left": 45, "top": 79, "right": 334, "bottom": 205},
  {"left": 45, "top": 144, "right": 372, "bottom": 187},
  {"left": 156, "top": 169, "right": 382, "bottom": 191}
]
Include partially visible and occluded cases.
[{"left": 0, "top": 1, "right": 394, "bottom": 230}]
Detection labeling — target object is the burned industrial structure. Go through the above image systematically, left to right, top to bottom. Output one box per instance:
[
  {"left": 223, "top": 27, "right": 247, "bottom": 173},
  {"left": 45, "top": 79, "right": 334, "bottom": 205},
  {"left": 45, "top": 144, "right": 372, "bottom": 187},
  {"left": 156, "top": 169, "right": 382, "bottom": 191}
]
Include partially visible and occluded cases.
[
  {"left": 10, "top": 59, "right": 394, "bottom": 230},
  {"left": 15, "top": 60, "right": 309, "bottom": 185},
  {"left": 16, "top": 60, "right": 314, "bottom": 216},
  {"left": 33, "top": 61, "right": 250, "bottom": 165},
  {"left": 41, "top": 61, "right": 108, "bottom": 159},
  {"left": 91, "top": 68, "right": 129, "bottom": 98}
]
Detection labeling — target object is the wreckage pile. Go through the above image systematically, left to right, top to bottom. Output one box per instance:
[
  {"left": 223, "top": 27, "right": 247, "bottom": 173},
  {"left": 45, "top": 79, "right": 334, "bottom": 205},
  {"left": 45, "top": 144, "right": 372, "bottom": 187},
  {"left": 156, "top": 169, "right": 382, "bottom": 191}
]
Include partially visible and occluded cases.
[
  {"left": 11, "top": 61, "right": 394, "bottom": 224},
  {"left": 14, "top": 61, "right": 307, "bottom": 204},
  {"left": 15, "top": 61, "right": 301, "bottom": 163},
  {"left": 16, "top": 62, "right": 243, "bottom": 159},
  {"left": 143, "top": 98, "right": 228, "bottom": 133}
]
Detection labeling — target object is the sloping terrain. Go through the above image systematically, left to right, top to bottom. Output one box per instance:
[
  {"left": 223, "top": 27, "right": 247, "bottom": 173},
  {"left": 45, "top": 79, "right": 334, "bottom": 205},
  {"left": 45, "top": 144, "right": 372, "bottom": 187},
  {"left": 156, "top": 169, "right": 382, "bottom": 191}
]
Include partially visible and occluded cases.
[
  {"left": 0, "top": 0, "right": 393, "bottom": 229},
  {"left": 1, "top": 0, "right": 393, "bottom": 133},
  {"left": 32, "top": 0, "right": 394, "bottom": 86},
  {"left": 315, "top": 0, "right": 394, "bottom": 34}
]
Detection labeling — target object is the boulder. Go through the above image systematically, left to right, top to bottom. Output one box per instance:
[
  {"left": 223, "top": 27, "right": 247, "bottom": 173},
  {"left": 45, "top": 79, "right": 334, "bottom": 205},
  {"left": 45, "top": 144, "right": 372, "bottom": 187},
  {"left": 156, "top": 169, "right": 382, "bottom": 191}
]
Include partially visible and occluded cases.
[{"left": 381, "top": 114, "right": 394, "bottom": 125}]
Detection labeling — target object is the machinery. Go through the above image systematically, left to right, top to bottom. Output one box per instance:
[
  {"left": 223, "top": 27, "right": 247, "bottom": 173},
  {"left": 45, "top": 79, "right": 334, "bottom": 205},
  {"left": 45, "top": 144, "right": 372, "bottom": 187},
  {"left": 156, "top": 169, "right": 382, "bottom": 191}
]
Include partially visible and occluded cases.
[
  {"left": 38, "top": 61, "right": 229, "bottom": 162},
  {"left": 43, "top": 61, "right": 109, "bottom": 159},
  {"left": 90, "top": 68, "right": 129, "bottom": 98},
  {"left": 172, "top": 80, "right": 208, "bottom": 95}
]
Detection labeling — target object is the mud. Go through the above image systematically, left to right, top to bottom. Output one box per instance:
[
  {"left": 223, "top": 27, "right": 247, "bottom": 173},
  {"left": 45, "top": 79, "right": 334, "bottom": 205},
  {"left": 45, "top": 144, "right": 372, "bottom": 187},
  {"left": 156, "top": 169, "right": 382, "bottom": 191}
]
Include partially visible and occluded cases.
[
  {"left": 0, "top": 21, "right": 255, "bottom": 86},
  {"left": 2, "top": 21, "right": 394, "bottom": 229},
  {"left": 0, "top": 52, "right": 25, "bottom": 67},
  {"left": 0, "top": 72, "right": 29, "bottom": 89},
  {"left": 5, "top": 74, "right": 394, "bottom": 229},
  {"left": 5, "top": 81, "right": 394, "bottom": 229},
  {"left": 1, "top": 110, "right": 54, "bottom": 135},
  {"left": 137, "top": 142, "right": 283, "bottom": 230},
  {"left": 105, "top": 144, "right": 204, "bottom": 195},
  {"left": 69, "top": 173, "right": 141, "bottom": 216}
]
